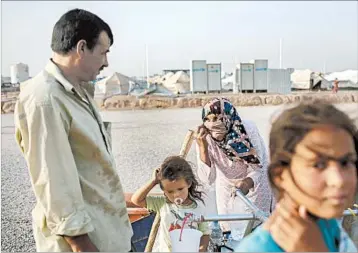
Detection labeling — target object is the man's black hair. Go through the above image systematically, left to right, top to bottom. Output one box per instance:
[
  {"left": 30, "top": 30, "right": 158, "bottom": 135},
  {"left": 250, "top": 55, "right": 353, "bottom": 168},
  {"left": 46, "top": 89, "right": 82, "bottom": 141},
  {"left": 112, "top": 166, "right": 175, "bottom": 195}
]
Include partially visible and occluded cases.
[{"left": 51, "top": 9, "right": 113, "bottom": 54}]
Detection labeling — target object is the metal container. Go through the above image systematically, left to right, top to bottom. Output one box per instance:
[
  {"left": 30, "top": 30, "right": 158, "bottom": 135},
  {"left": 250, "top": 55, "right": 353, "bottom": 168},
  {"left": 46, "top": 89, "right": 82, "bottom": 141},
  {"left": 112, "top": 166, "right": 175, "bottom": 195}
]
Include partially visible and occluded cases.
[
  {"left": 190, "top": 60, "right": 208, "bottom": 92},
  {"left": 254, "top": 60, "right": 268, "bottom": 91},
  {"left": 207, "top": 63, "right": 222, "bottom": 92},
  {"left": 240, "top": 63, "right": 254, "bottom": 91},
  {"left": 267, "top": 68, "right": 293, "bottom": 94}
]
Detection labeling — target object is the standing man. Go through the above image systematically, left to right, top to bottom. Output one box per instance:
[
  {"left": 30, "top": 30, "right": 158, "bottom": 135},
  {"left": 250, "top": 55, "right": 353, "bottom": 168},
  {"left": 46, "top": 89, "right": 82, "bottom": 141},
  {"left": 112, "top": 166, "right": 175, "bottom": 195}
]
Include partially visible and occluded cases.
[
  {"left": 14, "top": 9, "right": 133, "bottom": 252},
  {"left": 333, "top": 78, "right": 339, "bottom": 93}
]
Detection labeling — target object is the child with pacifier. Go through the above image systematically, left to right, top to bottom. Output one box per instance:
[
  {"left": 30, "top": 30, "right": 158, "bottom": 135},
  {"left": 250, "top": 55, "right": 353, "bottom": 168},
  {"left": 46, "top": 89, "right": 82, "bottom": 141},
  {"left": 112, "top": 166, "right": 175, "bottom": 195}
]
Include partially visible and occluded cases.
[
  {"left": 236, "top": 102, "right": 358, "bottom": 252},
  {"left": 131, "top": 156, "right": 211, "bottom": 252}
]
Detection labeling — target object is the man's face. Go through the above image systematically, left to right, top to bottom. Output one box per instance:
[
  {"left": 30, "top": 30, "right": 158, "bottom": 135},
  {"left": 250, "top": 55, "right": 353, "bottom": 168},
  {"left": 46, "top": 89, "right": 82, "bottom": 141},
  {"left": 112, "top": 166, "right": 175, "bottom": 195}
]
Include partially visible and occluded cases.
[{"left": 79, "top": 31, "right": 111, "bottom": 82}]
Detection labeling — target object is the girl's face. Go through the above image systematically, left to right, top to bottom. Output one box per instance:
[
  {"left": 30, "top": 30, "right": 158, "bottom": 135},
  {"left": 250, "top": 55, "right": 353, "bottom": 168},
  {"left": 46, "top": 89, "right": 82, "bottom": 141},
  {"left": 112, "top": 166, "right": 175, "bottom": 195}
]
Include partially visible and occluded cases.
[
  {"left": 276, "top": 125, "right": 357, "bottom": 218},
  {"left": 160, "top": 177, "right": 191, "bottom": 205}
]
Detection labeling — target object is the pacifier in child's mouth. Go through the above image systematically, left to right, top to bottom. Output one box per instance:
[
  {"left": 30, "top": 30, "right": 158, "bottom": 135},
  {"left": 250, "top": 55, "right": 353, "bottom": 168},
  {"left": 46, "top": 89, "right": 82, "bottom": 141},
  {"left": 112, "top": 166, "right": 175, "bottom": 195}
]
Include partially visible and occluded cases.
[{"left": 174, "top": 198, "right": 184, "bottom": 205}]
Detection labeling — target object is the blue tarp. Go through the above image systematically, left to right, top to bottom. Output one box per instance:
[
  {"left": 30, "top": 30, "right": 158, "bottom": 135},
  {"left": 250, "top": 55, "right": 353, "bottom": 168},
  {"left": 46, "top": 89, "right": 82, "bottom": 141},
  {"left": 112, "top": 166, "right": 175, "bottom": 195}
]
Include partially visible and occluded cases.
[{"left": 131, "top": 212, "right": 156, "bottom": 252}]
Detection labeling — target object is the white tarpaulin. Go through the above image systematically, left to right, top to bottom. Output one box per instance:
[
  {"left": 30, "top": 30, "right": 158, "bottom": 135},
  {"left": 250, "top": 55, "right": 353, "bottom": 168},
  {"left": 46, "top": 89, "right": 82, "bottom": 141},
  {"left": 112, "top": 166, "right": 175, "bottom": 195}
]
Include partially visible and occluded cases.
[
  {"left": 291, "top": 69, "right": 312, "bottom": 89},
  {"left": 324, "top": 70, "right": 358, "bottom": 88},
  {"left": 163, "top": 71, "right": 190, "bottom": 94},
  {"left": 95, "top": 72, "right": 132, "bottom": 96},
  {"left": 160, "top": 72, "right": 175, "bottom": 83},
  {"left": 311, "top": 72, "right": 331, "bottom": 90},
  {"left": 222, "top": 74, "right": 234, "bottom": 91},
  {"left": 149, "top": 75, "right": 162, "bottom": 84}
]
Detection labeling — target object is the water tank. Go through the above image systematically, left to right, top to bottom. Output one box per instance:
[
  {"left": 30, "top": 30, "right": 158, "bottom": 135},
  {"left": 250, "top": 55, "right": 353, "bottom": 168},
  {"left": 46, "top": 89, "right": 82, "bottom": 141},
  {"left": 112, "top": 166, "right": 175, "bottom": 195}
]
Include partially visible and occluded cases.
[
  {"left": 254, "top": 59, "right": 269, "bottom": 91},
  {"left": 190, "top": 60, "right": 208, "bottom": 92},
  {"left": 10, "top": 63, "right": 29, "bottom": 84},
  {"left": 240, "top": 63, "right": 254, "bottom": 91}
]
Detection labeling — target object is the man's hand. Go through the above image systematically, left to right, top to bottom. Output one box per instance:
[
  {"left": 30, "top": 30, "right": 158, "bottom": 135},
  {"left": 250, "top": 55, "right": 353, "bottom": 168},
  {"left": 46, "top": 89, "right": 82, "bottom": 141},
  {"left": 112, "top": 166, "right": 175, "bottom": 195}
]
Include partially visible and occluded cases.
[
  {"left": 235, "top": 177, "right": 254, "bottom": 195},
  {"left": 266, "top": 195, "right": 328, "bottom": 252},
  {"left": 64, "top": 234, "right": 99, "bottom": 252}
]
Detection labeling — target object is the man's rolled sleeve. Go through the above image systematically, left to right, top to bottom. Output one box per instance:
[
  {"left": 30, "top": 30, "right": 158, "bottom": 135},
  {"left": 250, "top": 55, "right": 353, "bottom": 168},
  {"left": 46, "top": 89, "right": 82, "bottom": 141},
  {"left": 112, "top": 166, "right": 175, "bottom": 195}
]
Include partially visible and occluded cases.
[{"left": 20, "top": 97, "right": 94, "bottom": 236}]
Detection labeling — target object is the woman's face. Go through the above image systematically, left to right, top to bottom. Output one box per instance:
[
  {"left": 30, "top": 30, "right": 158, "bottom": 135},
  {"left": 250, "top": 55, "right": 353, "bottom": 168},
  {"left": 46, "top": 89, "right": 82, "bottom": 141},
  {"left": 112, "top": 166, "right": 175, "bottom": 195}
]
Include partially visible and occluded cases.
[
  {"left": 204, "top": 114, "right": 227, "bottom": 141},
  {"left": 277, "top": 125, "right": 357, "bottom": 218}
]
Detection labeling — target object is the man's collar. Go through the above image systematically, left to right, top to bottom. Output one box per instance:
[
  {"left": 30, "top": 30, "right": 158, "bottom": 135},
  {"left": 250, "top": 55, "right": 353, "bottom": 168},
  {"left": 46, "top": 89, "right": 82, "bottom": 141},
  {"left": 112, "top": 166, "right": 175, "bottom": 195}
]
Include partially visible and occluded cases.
[
  {"left": 45, "top": 59, "right": 76, "bottom": 93},
  {"left": 45, "top": 59, "right": 91, "bottom": 104}
]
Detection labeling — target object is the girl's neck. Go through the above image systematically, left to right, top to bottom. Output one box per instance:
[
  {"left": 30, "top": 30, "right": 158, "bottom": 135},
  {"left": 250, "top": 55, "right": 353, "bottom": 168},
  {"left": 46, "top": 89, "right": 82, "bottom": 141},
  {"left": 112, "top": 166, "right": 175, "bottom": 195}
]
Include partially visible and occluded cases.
[{"left": 180, "top": 197, "right": 193, "bottom": 206}]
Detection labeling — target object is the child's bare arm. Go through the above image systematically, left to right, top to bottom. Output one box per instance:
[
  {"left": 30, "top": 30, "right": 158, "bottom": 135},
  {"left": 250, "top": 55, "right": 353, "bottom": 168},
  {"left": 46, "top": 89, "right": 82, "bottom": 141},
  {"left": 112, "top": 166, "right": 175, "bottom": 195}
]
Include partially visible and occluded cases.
[
  {"left": 131, "top": 168, "right": 160, "bottom": 208},
  {"left": 131, "top": 180, "right": 157, "bottom": 207},
  {"left": 199, "top": 235, "right": 210, "bottom": 252}
]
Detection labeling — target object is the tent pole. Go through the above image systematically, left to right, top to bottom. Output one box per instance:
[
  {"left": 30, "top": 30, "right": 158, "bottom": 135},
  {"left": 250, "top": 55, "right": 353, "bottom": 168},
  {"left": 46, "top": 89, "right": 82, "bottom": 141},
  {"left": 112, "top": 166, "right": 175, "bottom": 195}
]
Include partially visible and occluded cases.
[
  {"left": 279, "top": 38, "right": 283, "bottom": 69},
  {"left": 146, "top": 44, "right": 150, "bottom": 89}
]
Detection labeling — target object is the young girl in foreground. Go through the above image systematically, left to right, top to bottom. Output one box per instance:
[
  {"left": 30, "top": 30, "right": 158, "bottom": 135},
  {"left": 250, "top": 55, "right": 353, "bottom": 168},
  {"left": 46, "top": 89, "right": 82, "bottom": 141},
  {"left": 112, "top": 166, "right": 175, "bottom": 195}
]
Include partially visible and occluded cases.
[
  {"left": 237, "top": 102, "right": 358, "bottom": 252},
  {"left": 131, "top": 156, "right": 211, "bottom": 252}
]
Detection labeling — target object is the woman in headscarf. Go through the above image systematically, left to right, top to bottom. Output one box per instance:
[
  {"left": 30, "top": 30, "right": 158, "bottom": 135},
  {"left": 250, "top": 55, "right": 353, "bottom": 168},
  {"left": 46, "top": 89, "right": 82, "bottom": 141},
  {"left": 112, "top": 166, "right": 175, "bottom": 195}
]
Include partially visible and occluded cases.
[{"left": 196, "top": 97, "right": 274, "bottom": 239}]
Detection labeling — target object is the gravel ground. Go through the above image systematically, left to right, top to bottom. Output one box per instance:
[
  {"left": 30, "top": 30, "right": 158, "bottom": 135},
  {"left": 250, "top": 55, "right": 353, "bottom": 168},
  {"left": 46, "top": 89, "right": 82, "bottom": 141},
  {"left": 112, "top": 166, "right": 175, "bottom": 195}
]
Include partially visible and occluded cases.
[{"left": 1, "top": 104, "right": 357, "bottom": 252}]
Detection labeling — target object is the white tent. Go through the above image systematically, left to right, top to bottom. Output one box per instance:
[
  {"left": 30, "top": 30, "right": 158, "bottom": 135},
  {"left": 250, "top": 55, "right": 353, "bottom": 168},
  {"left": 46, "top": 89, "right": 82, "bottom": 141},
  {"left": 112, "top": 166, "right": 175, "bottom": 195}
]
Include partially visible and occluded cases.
[
  {"left": 291, "top": 69, "right": 313, "bottom": 89},
  {"left": 291, "top": 69, "right": 331, "bottom": 90},
  {"left": 324, "top": 70, "right": 358, "bottom": 89},
  {"left": 162, "top": 71, "right": 190, "bottom": 93},
  {"left": 95, "top": 72, "right": 132, "bottom": 96},
  {"left": 160, "top": 72, "right": 175, "bottom": 83},
  {"left": 311, "top": 72, "right": 331, "bottom": 90},
  {"left": 222, "top": 74, "right": 234, "bottom": 90},
  {"left": 149, "top": 75, "right": 162, "bottom": 84}
]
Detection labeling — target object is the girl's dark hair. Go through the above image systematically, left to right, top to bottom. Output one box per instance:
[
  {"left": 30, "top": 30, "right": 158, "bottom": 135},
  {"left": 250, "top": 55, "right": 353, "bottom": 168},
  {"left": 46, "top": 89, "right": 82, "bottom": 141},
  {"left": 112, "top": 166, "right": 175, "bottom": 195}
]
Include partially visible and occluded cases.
[
  {"left": 268, "top": 101, "right": 358, "bottom": 193},
  {"left": 159, "top": 156, "right": 205, "bottom": 205}
]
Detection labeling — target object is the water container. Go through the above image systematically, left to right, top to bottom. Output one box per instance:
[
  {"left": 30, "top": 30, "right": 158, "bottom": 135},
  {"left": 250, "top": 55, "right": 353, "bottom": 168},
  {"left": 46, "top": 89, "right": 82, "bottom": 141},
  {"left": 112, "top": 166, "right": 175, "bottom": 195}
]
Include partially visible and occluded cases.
[
  {"left": 210, "top": 221, "right": 223, "bottom": 250},
  {"left": 170, "top": 228, "right": 203, "bottom": 252}
]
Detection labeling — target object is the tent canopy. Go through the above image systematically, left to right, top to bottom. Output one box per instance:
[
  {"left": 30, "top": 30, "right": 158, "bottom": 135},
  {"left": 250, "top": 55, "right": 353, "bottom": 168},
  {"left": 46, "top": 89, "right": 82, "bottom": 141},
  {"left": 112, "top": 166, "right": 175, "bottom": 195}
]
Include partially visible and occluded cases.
[
  {"left": 291, "top": 69, "right": 313, "bottom": 89},
  {"left": 324, "top": 70, "right": 358, "bottom": 88},
  {"left": 162, "top": 71, "right": 190, "bottom": 93},
  {"left": 95, "top": 72, "right": 132, "bottom": 95}
]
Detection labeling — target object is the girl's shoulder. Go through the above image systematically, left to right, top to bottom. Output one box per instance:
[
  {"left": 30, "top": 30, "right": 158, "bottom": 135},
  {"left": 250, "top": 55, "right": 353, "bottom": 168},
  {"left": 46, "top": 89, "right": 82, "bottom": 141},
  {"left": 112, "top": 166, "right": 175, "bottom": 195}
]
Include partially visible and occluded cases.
[
  {"left": 146, "top": 195, "right": 168, "bottom": 213},
  {"left": 324, "top": 218, "right": 358, "bottom": 252},
  {"left": 236, "top": 219, "right": 357, "bottom": 253},
  {"left": 234, "top": 226, "right": 283, "bottom": 252}
]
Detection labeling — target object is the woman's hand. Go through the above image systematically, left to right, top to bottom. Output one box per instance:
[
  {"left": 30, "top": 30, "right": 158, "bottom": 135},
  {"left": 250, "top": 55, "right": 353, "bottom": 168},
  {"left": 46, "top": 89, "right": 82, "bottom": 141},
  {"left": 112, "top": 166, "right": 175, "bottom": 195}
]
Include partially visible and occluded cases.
[
  {"left": 196, "top": 125, "right": 209, "bottom": 150},
  {"left": 196, "top": 125, "right": 211, "bottom": 167},
  {"left": 235, "top": 177, "right": 254, "bottom": 195},
  {"left": 265, "top": 194, "right": 328, "bottom": 252}
]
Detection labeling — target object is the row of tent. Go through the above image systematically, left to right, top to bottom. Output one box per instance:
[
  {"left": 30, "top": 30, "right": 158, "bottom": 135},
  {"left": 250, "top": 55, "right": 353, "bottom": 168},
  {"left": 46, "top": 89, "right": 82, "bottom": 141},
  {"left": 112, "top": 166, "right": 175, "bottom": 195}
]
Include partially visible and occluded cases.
[
  {"left": 94, "top": 69, "right": 358, "bottom": 97},
  {"left": 220, "top": 69, "right": 358, "bottom": 91},
  {"left": 291, "top": 69, "right": 358, "bottom": 90},
  {"left": 94, "top": 71, "right": 191, "bottom": 97}
]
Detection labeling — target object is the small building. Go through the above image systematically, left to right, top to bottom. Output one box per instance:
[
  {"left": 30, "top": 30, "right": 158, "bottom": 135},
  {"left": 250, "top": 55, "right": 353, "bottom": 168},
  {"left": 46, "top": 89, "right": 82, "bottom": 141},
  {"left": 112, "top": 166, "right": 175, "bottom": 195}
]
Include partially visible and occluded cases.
[{"left": 10, "top": 63, "right": 30, "bottom": 84}]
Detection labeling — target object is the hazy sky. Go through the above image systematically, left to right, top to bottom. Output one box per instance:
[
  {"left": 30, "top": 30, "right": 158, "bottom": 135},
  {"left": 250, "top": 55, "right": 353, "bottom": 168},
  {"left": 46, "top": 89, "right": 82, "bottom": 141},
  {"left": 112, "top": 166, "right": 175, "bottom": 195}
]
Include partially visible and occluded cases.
[{"left": 1, "top": 1, "right": 357, "bottom": 77}]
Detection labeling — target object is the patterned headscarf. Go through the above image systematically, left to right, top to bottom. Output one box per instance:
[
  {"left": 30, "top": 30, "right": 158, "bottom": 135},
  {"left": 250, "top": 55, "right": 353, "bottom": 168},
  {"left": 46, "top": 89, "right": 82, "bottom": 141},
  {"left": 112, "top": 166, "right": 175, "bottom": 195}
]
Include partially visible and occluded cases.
[{"left": 202, "top": 97, "right": 261, "bottom": 165}]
